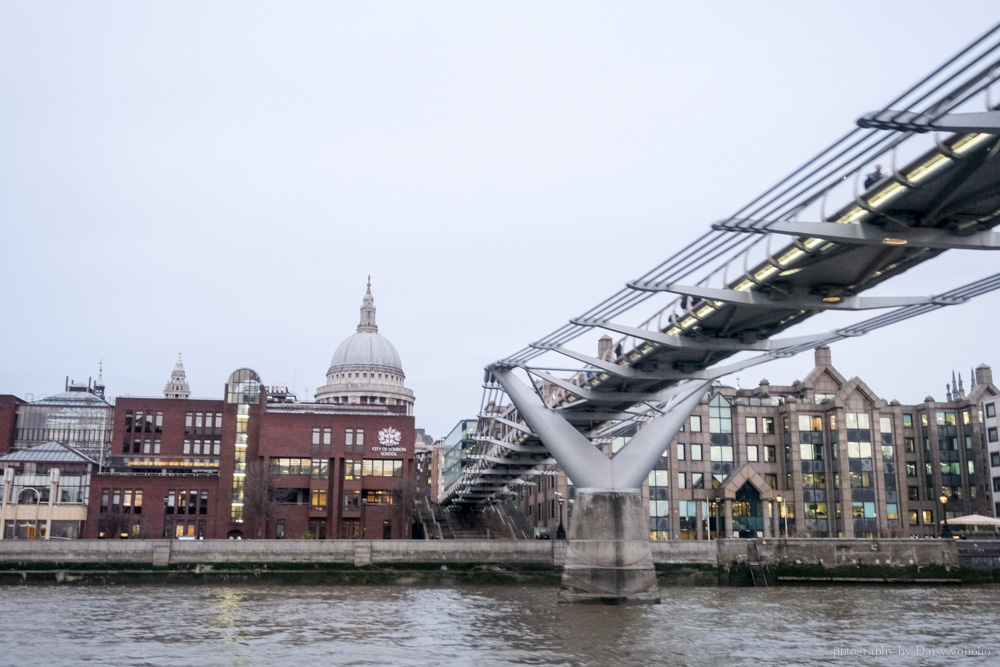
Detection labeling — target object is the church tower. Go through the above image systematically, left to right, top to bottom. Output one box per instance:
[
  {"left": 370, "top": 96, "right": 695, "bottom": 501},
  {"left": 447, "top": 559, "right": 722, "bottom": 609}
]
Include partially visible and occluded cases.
[{"left": 164, "top": 353, "right": 192, "bottom": 399}]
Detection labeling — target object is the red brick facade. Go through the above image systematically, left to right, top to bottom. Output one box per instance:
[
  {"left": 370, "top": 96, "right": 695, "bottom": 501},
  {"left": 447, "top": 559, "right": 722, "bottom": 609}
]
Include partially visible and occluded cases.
[
  {"left": 84, "top": 388, "right": 415, "bottom": 540},
  {"left": 0, "top": 395, "right": 25, "bottom": 456}
]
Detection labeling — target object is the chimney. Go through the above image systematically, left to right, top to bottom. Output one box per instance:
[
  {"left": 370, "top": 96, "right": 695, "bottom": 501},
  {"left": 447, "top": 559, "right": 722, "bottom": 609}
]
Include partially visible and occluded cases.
[
  {"left": 598, "top": 335, "right": 614, "bottom": 361},
  {"left": 814, "top": 346, "right": 832, "bottom": 367},
  {"left": 975, "top": 364, "right": 993, "bottom": 387}
]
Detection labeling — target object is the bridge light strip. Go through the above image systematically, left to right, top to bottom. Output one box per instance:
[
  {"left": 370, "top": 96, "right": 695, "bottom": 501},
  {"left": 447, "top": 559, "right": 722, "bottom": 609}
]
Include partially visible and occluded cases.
[
  {"left": 592, "top": 129, "right": 994, "bottom": 389},
  {"left": 661, "top": 132, "right": 989, "bottom": 338},
  {"left": 549, "top": 134, "right": 994, "bottom": 418}
]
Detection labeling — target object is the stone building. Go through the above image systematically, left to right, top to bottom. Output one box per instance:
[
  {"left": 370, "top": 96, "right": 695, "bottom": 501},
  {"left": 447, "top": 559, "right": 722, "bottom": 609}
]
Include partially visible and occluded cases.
[
  {"left": 517, "top": 347, "right": 999, "bottom": 540},
  {"left": 0, "top": 441, "right": 97, "bottom": 540}
]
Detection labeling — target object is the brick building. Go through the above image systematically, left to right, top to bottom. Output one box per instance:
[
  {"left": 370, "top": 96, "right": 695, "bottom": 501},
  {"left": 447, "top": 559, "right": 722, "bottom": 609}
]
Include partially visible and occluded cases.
[
  {"left": 2, "top": 282, "right": 417, "bottom": 541},
  {"left": 84, "top": 284, "right": 417, "bottom": 540},
  {"left": 84, "top": 374, "right": 415, "bottom": 540}
]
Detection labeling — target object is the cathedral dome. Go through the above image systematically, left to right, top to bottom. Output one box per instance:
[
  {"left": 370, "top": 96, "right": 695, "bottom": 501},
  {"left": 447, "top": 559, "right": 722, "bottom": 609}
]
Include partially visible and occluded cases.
[
  {"left": 314, "top": 281, "right": 414, "bottom": 414},
  {"left": 329, "top": 332, "right": 403, "bottom": 375}
]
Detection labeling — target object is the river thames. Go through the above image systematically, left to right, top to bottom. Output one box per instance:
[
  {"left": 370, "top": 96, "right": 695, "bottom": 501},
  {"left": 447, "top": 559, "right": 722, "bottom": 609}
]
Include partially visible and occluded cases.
[{"left": 0, "top": 584, "right": 997, "bottom": 666}]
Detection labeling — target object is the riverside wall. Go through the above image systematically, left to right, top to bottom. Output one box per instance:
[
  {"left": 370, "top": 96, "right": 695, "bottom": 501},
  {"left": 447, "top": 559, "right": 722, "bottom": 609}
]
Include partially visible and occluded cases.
[{"left": 0, "top": 538, "right": 994, "bottom": 585}]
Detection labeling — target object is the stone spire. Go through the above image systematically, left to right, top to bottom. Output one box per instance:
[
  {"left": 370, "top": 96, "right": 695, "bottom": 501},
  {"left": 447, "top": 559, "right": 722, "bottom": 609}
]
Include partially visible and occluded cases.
[
  {"left": 357, "top": 277, "right": 379, "bottom": 333},
  {"left": 164, "top": 353, "right": 191, "bottom": 399}
]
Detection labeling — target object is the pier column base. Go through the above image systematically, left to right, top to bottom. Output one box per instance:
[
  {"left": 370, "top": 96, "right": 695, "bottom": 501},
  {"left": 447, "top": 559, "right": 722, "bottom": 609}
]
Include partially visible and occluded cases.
[{"left": 559, "top": 490, "right": 659, "bottom": 605}]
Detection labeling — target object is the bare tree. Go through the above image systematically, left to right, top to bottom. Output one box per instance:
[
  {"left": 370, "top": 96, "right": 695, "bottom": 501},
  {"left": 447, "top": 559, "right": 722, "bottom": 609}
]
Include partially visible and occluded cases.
[
  {"left": 242, "top": 460, "right": 276, "bottom": 539},
  {"left": 393, "top": 473, "right": 420, "bottom": 539},
  {"left": 97, "top": 510, "right": 140, "bottom": 539}
]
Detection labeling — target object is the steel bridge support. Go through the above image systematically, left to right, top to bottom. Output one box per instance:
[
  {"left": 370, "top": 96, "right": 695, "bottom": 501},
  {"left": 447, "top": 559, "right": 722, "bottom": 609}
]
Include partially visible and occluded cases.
[{"left": 490, "top": 366, "right": 709, "bottom": 604}]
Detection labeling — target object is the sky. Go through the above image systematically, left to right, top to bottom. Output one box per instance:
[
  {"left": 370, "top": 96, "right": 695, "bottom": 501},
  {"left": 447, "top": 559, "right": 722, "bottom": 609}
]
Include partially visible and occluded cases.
[{"left": 2, "top": 3, "right": 1000, "bottom": 437}]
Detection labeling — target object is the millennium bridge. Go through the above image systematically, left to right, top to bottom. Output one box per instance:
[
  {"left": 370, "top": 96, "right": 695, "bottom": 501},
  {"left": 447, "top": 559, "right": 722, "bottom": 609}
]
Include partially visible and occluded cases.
[{"left": 442, "top": 23, "right": 1000, "bottom": 602}]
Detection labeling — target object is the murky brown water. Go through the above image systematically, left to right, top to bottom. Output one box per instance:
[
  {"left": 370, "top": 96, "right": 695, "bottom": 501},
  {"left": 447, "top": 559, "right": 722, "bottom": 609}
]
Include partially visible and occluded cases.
[{"left": 0, "top": 585, "right": 997, "bottom": 666}]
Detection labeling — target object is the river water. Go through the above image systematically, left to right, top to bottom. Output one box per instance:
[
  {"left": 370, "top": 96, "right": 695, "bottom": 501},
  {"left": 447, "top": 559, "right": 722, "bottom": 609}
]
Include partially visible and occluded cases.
[{"left": 0, "top": 584, "right": 997, "bottom": 666}]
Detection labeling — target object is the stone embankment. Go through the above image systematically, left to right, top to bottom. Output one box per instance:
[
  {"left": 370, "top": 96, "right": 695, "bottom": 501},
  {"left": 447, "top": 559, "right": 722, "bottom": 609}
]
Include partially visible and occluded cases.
[{"left": 0, "top": 537, "right": 994, "bottom": 586}]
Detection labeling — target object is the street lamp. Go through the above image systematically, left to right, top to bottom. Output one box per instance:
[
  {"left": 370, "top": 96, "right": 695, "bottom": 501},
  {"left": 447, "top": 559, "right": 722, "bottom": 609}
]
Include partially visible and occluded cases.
[
  {"left": 554, "top": 492, "right": 566, "bottom": 540},
  {"left": 939, "top": 494, "right": 952, "bottom": 539},
  {"left": 776, "top": 495, "right": 787, "bottom": 537}
]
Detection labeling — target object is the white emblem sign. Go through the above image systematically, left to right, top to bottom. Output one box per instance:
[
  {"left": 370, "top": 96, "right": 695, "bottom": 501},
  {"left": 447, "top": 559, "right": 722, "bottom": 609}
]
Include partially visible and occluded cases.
[
  {"left": 373, "top": 427, "right": 405, "bottom": 456},
  {"left": 378, "top": 427, "right": 402, "bottom": 448}
]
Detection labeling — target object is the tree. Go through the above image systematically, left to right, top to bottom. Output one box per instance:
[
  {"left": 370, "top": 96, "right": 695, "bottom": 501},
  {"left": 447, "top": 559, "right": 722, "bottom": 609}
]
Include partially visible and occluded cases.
[
  {"left": 242, "top": 460, "right": 276, "bottom": 539},
  {"left": 393, "top": 473, "right": 421, "bottom": 539},
  {"left": 97, "top": 510, "right": 149, "bottom": 539}
]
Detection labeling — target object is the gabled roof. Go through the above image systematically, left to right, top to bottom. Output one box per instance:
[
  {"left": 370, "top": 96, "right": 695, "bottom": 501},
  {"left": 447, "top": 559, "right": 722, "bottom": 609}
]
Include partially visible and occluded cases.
[
  {"left": 0, "top": 441, "right": 96, "bottom": 465},
  {"left": 716, "top": 463, "right": 776, "bottom": 501}
]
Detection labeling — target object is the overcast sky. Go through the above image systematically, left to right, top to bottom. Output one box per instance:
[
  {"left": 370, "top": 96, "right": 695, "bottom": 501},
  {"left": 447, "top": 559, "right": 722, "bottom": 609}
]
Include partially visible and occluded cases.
[{"left": 3, "top": 3, "right": 1000, "bottom": 437}]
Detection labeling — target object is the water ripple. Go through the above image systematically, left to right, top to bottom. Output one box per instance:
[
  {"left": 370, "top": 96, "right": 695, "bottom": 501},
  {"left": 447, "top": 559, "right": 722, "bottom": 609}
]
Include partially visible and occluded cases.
[{"left": 0, "top": 585, "right": 997, "bottom": 666}]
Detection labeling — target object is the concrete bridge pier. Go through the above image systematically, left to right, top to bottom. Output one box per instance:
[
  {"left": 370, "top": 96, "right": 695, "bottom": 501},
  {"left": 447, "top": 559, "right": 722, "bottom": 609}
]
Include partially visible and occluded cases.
[
  {"left": 490, "top": 366, "right": 711, "bottom": 604},
  {"left": 559, "top": 490, "right": 659, "bottom": 604}
]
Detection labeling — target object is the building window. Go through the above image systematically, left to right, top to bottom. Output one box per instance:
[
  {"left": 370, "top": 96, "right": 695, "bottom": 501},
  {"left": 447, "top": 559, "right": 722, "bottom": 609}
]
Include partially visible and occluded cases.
[
  {"left": 708, "top": 395, "right": 731, "bottom": 434},
  {"left": 988, "top": 403, "right": 997, "bottom": 419},
  {"left": 937, "top": 412, "right": 957, "bottom": 427},
  {"left": 903, "top": 414, "right": 913, "bottom": 427},
  {"left": 689, "top": 415, "right": 702, "bottom": 432},
  {"left": 798, "top": 415, "right": 822, "bottom": 432},
  {"left": 745, "top": 417, "right": 757, "bottom": 434},
  {"left": 879, "top": 417, "right": 891, "bottom": 434},
  {"left": 763, "top": 418, "right": 775, "bottom": 434},
  {"left": 990, "top": 428, "right": 999, "bottom": 443},
  {"left": 676, "top": 443, "right": 685, "bottom": 461},
  {"left": 691, "top": 444, "right": 703, "bottom": 461},
  {"left": 800, "top": 444, "right": 823, "bottom": 460},
  {"left": 710, "top": 445, "right": 733, "bottom": 462},
  {"left": 747, "top": 446, "right": 759, "bottom": 462},
  {"left": 764, "top": 446, "right": 777, "bottom": 462},
  {"left": 991, "top": 452, "right": 1000, "bottom": 468},
  {"left": 269, "top": 458, "right": 311, "bottom": 475},
  {"left": 361, "top": 459, "right": 403, "bottom": 477},
  {"left": 344, "top": 460, "right": 361, "bottom": 480},
  {"left": 906, "top": 463, "right": 916, "bottom": 477},
  {"left": 677, "top": 472, "right": 686, "bottom": 489},
  {"left": 692, "top": 473, "right": 704, "bottom": 489},
  {"left": 802, "top": 473, "right": 826, "bottom": 489},
  {"left": 908, "top": 486, "right": 919, "bottom": 500},
  {"left": 311, "top": 490, "right": 327, "bottom": 510},
  {"left": 362, "top": 490, "right": 397, "bottom": 505},
  {"left": 922, "top": 510, "right": 933, "bottom": 525},
  {"left": 908, "top": 511, "right": 918, "bottom": 526}
]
